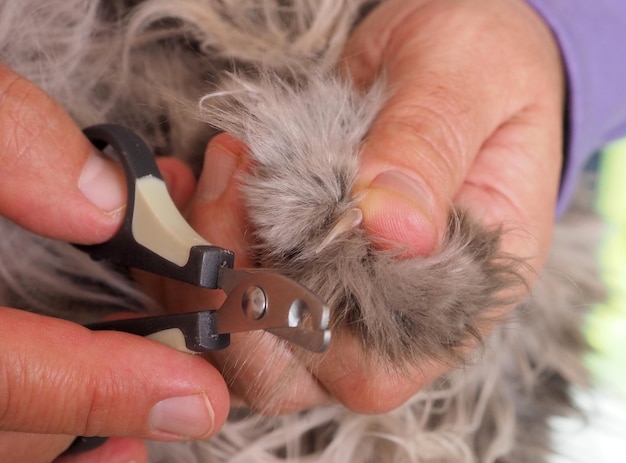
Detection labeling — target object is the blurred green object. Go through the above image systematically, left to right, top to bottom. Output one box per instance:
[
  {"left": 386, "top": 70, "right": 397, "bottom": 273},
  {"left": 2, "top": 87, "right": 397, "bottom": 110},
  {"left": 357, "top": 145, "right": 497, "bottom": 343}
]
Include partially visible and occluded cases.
[{"left": 587, "top": 137, "right": 626, "bottom": 397}]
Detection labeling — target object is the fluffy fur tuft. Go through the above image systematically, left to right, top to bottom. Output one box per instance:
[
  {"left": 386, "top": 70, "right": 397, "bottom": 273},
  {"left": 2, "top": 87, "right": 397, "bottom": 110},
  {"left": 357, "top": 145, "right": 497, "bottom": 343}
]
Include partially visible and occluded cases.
[
  {"left": 0, "top": 0, "right": 602, "bottom": 461},
  {"left": 198, "top": 72, "right": 524, "bottom": 365}
]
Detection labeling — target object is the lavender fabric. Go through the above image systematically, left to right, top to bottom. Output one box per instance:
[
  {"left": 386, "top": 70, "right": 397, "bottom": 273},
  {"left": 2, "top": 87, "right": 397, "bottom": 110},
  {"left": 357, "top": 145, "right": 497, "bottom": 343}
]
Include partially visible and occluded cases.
[{"left": 524, "top": 0, "right": 626, "bottom": 214}]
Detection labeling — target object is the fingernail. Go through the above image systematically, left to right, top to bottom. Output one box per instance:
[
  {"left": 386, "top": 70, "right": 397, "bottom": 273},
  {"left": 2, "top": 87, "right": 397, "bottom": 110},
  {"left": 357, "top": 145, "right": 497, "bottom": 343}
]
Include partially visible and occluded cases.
[
  {"left": 198, "top": 144, "right": 238, "bottom": 201},
  {"left": 78, "top": 150, "right": 126, "bottom": 213},
  {"left": 363, "top": 170, "right": 439, "bottom": 255},
  {"left": 370, "top": 170, "right": 433, "bottom": 214},
  {"left": 149, "top": 394, "right": 215, "bottom": 439}
]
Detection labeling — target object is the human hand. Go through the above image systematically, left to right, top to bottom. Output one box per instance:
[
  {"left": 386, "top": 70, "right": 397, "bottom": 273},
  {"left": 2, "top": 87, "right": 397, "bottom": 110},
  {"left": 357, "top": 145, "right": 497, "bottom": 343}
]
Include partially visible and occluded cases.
[
  {"left": 161, "top": 0, "right": 564, "bottom": 416},
  {"left": 346, "top": 0, "right": 564, "bottom": 268},
  {"left": 0, "top": 65, "right": 230, "bottom": 463}
]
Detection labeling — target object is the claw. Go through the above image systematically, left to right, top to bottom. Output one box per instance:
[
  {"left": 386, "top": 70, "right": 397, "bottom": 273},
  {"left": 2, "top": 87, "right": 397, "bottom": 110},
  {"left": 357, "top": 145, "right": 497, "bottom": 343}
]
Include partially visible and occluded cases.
[{"left": 316, "top": 207, "right": 363, "bottom": 254}]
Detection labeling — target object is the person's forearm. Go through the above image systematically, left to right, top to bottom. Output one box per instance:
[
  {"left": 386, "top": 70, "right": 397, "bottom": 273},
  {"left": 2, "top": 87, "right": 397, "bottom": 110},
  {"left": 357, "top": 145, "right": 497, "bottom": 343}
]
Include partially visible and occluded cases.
[{"left": 524, "top": 0, "right": 626, "bottom": 214}]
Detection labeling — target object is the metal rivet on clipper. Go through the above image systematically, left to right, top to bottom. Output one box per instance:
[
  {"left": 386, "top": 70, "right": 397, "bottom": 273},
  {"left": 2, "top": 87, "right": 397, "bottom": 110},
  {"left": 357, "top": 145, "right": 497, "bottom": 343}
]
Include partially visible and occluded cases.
[{"left": 242, "top": 286, "right": 267, "bottom": 320}]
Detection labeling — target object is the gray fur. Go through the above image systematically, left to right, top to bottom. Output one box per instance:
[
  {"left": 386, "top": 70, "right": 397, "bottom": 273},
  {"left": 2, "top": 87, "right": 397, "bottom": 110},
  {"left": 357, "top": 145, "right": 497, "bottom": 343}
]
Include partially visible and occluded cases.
[
  {"left": 0, "top": 0, "right": 601, "bottom": 461},
  {"left": 199, "top": 72, "right": 524, "bottom": 365}
]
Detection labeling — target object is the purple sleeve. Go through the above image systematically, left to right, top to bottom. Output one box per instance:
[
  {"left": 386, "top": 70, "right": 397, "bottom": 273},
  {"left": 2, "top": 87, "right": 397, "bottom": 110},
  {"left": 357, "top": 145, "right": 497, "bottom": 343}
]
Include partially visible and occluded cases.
[{"left": 524, "top": 0, "right": 626, "bottom": 214}]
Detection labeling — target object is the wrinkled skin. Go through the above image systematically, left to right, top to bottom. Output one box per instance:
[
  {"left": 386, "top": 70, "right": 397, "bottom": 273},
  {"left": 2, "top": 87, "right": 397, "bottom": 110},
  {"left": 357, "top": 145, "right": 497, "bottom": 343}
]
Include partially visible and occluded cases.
[{"left": 0, "top": 0, "right": 562, "bottom": 461}]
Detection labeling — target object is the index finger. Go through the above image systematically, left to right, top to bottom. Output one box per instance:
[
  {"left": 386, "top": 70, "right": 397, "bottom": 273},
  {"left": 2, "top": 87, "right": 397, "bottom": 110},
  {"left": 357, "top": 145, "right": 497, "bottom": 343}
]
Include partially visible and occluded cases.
[{"left": 0, "top": 65, "right": 125, "bottom": 243}]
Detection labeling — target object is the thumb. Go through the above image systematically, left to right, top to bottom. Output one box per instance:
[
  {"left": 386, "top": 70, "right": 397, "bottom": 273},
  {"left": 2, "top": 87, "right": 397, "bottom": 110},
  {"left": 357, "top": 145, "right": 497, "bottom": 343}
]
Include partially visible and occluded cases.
[
  {"left": 342, "top": 0, "right": 554, "bottom": 256},
  {"left": 0, "top": 65, "right": 125, "bottom": 244},
  {"left": 0, "top": 308, "right": 229, "bottom": 441},
  {"left": 0, "top": 434, "right": 147, "bottom": 463}
]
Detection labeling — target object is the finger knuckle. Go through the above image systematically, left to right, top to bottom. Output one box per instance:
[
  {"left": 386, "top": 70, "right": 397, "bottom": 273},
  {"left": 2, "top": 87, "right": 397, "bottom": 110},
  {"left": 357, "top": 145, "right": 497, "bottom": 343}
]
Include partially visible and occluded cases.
[
  {"left": 0, "top": 73, "right": 51, "bottom": 169},
  {"left": 376, "top": 97, "right": 469, "bottom": 187}
]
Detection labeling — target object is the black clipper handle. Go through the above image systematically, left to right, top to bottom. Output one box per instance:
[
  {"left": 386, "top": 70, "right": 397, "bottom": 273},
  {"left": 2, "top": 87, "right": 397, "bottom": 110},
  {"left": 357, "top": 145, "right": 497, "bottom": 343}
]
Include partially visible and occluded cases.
[
  {"left": 78, "top": 124, "right": 234, "bottom": 289},
  {"left": 65, "top": 125, "right": 234, "bottom": 457},
  {"left": 87, "top": 311, "right": 230, "bottom": 352}
]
